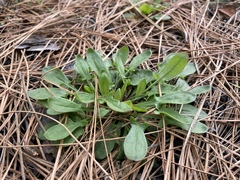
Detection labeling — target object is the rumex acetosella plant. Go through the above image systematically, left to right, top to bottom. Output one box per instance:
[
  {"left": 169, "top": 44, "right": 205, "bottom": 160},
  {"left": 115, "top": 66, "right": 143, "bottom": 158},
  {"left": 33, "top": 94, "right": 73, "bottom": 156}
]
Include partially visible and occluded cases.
[{"left": 28, "top": 46, "right": 210, "bottom": 161}]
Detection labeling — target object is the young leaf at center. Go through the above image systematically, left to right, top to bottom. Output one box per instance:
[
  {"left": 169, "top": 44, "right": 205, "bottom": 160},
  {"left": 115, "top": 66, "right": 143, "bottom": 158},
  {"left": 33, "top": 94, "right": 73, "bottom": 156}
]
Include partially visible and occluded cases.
[{"left": 99, "top": 72, "right": 112, "bottom": 96}]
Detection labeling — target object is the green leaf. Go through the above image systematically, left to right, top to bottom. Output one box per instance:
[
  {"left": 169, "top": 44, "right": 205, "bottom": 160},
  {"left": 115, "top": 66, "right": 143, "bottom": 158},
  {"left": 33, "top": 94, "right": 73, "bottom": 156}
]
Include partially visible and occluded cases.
[
  {"left": 139, "top": 3, "right": 154, "bottom": 15},
  {"left": 153, "top": 14, "right": 171, "bottom": 21},
  {"left": 113, "top": 46, "right": 129, "bottom": 65},
  {"left": 86, "top": 48, "right": 109, "bottom": 77},
  {"left": 129, "top": 50, "right": 152, "bottom": 70},
  {"left": 157, "top": 52, "right": 188, "bottom": 81},
  {"left": 74, "top": 54, "right": 91, "bottom": 80},
  {"left": 114, "top": 55, "right": 126, "bottom": 78},
  {"left": 103, "top": 59, "right": 113, "bottom": 69},
  {"left": 178, "top": 62, "right": 196, "bottom": 77},
  {"left": 42, "top": 67, "right": 71, "bottom": 86},
  {"left": 130, "top": 69, "right": 154, "bottom": 85},
  {"left": 99, "top": 72, "right": 112, "bottom": 96},
  {"left": 120, "top": 79, "right": 131, "bottom": 100},
  {"left": 136, "top": 79, "right": 146, "bottom": 96},
  {"left": 175, "top": 79, "right": 190, "bottom": 91},
  {"left": 146, "top": 84, "right": 175, "bottom": 97},
  {"left": 160, "top": 84, "right": 175, "bottom": 94},
  {"left": 83, "top": 85, "right": 94, "bottom": 93},
  {"left": 189, "top": 85, "right": 211, "bottom": 95},
  {"left": 28, "top": 88, "right": 68, "bottom": 100},
  {"left": 114, "top": 88, "right": 122, "bottom": 100},
  {"left": 74, "top": 91, "right": 95, "bottom": 103},
  {"left": 155, "top": 91, "right": 196, "bottom": 104},
  {"left": 47, "top": 97, "right": 83, "bottom": 114},
  {"left": 105, "top": 97, "right": 132, "bottom": 113},
  {"left": 133, "top": 98, "right": 157, "bottom": 109},
  {"left": 38, "top": 100, "right": 49, "bottom": 108},
  {"left": 131, "top": 104, "right": 147, "bottom": 112},
  {"left": 179, "top": 104, "right": 208, "bottom": 120},
  {"left": 155, "top": 107, "right": 190, "bottom": 124},
  {"left": 46, "top": 108, "right": 62, "bottom": 115},
  {"left": 99, "top": 108, "right": 110, "bottom": 117},
  {"left": 164, "top": 117, "right": 208, "bottom": 134},
  {"left": 44, "top": 119, "right": 87, "bottom": 141},
  {"left": 124, "top": 121, "right": 148, "bottom": 161},
  {"left": 38, "top": 122, "right": 58, "bottom": 140},
  {"left": 63, "top": 127, "right": 84, "bottom": 144},
  {"left": 95, "top": 140, "right": 115, "bottom": 160}
]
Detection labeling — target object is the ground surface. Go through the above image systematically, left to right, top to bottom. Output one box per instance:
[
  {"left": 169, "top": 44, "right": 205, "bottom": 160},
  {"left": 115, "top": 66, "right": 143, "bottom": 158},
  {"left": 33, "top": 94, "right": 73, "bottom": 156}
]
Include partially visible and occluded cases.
[{"left": 0, "top": 0, "right": 240, "bottom": 179}]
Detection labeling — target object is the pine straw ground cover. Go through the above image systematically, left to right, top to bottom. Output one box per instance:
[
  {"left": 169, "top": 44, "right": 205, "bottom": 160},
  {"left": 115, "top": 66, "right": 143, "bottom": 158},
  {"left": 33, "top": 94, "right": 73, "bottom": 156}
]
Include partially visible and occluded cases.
[{"left": 0, "top": 0, "right": 240, "bottom": 179}]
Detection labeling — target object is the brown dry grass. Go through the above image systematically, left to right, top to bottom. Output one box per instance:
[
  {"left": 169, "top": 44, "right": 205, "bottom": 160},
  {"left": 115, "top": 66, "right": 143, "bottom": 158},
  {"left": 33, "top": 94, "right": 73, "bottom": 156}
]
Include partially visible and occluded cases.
[{"left": 0, "top": 0, "right": 240, "bottom": 179}]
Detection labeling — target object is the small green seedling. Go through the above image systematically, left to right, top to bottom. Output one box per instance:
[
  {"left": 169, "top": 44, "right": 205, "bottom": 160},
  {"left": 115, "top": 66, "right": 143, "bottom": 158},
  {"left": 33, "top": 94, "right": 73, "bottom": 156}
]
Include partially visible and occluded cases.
[
  {"left": 127, "top": 0, "right": 171, "bottom": 21},
  {"left": 28, "top": 46, "right": 210, "bottom": 161}
]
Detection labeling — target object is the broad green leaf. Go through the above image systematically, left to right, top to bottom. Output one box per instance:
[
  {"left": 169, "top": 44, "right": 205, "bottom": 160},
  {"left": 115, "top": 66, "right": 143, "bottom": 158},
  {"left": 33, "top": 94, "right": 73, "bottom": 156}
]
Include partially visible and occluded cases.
[
  {"left": 139, "top": 3, "right": 154, "bottom": 15},
  {"left": 153, "top": 14, "right": 171, "bottom": 21},
  {"left": 113, "top": 46, "right": 129, "bottom": 64},
  {"left": 86, "top": 48, "right": 110, "bottom": 77},
  {"left": 129, "top": 50, "right": 152, "bottom": 70},
  {"left": 157, "top": 52, "right": 188, "bottom": 81},
  {"left": 159, "top": 53, "right": 174, "bottom": 66},
  {"left": 74, "top": 54, "right": 91, "bottom": 80},
  {"left": 115, "top": 57, "right": 125, "bottom": 79},
  {"left": 178, "top": 62, "right": 196, "bottom": 77},
  {"left": 42, "top": 67, "right": 71, "bottom": 86},
  {"left": 130, "top": 69, "right": 154, "bottom": 85},
  {"left": 99, "top": 72, "right": 112, "bottom": 96},
  {"left": 136, "top": 79, "right": 146, "bottom": 96},
  {"left": 175, "top": 79, "right": 190, "bottom": 91},
  {"left": 147, "top": 84, "right": 175, "bottom": 97},
  {"left": 161, "top": 84, "right": 175, "bottom": 94},
  {"left": 189, "top": 85, "right": 211, "bottom": 95},
  {"left": 28, "top": 88, "right": 68, "bottom": 100},
  {"left": 114, "top": 88, "right": 122, "bottom": 100},
  {"left": 74, "top": 91, "right": 95, "bottom": 103},
  {"left": 155, "top": 91, "right": 196, "bottom": 104},
  {"left": 47, "top": 97, "right": 83, "bottom": 114},
  {"left": 97, "top": 97, "right": 105, "bottom": 104},
  {"left": 106, "top": 97, "right": 132, "bottom": 113},
  {"left": 133, "top": 98, "right": 157, "bottom": 109},
  {"left": 38, "top": 100, "right": 49, "bottom": 108},
  {"left": 131, "top": 104, "right": 147, "bottom": 112},
  {"left": 179, "top": 104, "right": 208, "bottom": 120},
  {"left": 155, "top": 107, "right": 190, "bottom": 124},
  {"left": 46, "top": 108, "right": 62, "bottom": 115},
  {"left": 99, "top": 108, "right": 110, "bottom": 117},
  {"left": 164, "top": 117, "right": 208, "bottom": 134},
  {"left": 44, "top": 119, "right": 87, "bottom": 141},
  {"left": 124, "top": 121, "right": 148, "bottom": 161},
  {"left": 38, "top": 122, "right": 58, "bottom": 140},
  {"left": 63, "top": 127, "right": 84, "bottom": 144},
  {"left": 95, "top": 140, "right": 116, "bottom": 160}
]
